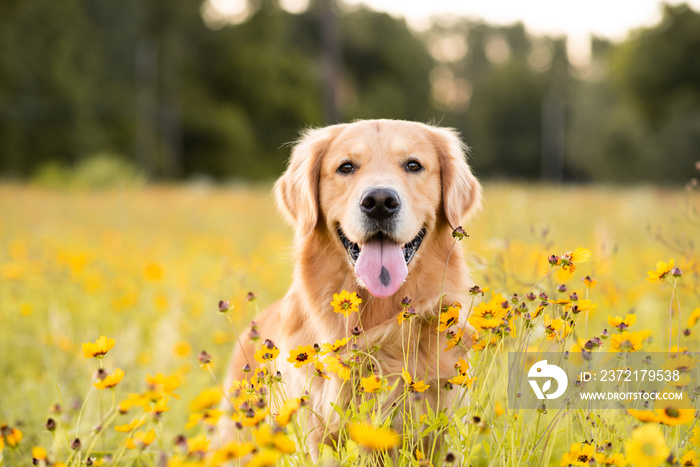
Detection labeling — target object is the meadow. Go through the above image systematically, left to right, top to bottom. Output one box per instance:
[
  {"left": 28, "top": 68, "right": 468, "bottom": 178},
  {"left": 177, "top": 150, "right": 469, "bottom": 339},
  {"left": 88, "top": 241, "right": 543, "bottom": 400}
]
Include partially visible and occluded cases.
[{"left": 0, "top": 181, "right": 698, "bottom": 466}]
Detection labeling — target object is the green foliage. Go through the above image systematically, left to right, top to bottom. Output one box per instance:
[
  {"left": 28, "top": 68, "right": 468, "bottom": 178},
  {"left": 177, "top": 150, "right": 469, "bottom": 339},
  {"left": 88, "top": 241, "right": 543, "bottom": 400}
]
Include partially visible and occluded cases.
[
  {"left": 0, "top": 1, "right": 698, "bottom": 183},
  {"left": 33, "top": 153, "right": 145, "bottom": 189}
]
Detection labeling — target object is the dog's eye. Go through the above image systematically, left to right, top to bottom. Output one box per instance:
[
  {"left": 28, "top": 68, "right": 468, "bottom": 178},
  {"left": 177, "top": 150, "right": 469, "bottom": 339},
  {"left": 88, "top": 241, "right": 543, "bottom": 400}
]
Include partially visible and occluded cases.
[
  {"left": 405, "top": 160, "right": 423, "bottom": 172},
  {"left": 337, "top": 162, "right": 356, "bottom": 175}
]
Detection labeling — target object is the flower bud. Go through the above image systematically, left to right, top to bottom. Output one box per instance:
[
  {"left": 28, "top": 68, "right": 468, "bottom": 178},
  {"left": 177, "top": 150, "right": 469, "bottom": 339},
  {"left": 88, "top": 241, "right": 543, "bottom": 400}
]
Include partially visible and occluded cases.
[
  {"left": 218, "top": 300, "right": 231, "bottom": 313},
  {"left": 198, "top": 350, "right": 212, "bottom": 366},
  {"left": 45, "top": 418, "right": 56, "bottom": 432}
]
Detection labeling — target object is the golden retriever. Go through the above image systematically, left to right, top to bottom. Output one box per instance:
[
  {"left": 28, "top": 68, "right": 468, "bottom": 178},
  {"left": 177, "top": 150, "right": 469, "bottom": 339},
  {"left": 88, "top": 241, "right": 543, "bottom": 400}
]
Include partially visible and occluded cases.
[{"left": 221, "top": 119, "right": 481, "bottom": 457}]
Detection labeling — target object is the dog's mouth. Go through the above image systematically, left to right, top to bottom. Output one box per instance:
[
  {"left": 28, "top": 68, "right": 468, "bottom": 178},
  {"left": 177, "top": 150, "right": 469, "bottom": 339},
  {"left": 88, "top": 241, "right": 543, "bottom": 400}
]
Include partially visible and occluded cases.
[{"left": 337, "top": 227, "right": 426, "bottom": 298}]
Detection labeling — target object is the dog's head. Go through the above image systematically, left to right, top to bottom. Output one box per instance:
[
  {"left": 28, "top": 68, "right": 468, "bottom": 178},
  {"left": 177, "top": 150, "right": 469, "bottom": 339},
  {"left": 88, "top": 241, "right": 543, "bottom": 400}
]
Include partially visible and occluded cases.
[{"left": 275, "top": 119, "right": 481, "bottom": 298}]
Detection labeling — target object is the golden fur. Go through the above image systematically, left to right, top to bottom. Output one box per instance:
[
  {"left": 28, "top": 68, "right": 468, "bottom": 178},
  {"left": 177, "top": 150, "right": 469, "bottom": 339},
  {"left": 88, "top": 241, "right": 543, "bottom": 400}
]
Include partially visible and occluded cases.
[{"left": 221, "top": 119, "right": 481, "bottom": 456}]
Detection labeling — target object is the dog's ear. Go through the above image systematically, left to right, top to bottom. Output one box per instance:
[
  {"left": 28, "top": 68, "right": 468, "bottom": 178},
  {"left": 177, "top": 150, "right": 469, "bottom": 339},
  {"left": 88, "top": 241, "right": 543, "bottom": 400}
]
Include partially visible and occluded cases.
[
  {"left": 275, "top": 125, "right": 345, "bottom": 236},
  {"left": 430, "top": 126, "right": 482, "bottom": 229}
]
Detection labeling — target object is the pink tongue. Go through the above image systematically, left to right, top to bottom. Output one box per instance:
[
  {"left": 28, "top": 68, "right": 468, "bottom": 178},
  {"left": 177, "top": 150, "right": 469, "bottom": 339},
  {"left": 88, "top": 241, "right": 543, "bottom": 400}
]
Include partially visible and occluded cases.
[{"left": 355, "top": 237, "right": 408, "bottom": 298}]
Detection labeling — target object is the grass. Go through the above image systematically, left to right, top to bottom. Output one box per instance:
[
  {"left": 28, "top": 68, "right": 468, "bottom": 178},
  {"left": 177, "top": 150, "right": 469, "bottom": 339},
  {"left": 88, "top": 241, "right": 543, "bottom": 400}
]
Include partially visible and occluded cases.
[{"left": 0, "top": 181, "right": 697, "bottom": 466}]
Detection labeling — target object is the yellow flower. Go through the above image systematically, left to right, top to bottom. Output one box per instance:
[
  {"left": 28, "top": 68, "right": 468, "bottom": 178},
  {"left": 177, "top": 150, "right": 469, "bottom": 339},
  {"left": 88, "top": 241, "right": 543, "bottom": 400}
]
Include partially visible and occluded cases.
[
  {"left": 559, "top": 247, "right": 591, "bottom": 274},
  {"left": 647, "top": 258, "right": 675, "bottom": 282},
  {"left": 143, "top": 262, "right": 163, "bottom": 281},
  {"left": 582, "top": 276, "right": 597, "bottom": 288},
  {"left": 330, "top": 290, "right": 362, "bottom": 317},
  {"left": 468, "top": 294, "right": 509, "bottom": 330},
  {"left": 570, "top": 299, "right": 596, "bottom": 314},
  {"left": 440, "top": 303, "right": 461, "bottom": 332},
  {"left": 397, "top": 307, "right": 416, "bottom": 324},
  {"left": 688, "top": 308, "right": 700, "bottom": 327},
  {"left": 607, "top": 313, "right": 637, "bottom": 330},
  {"left": 543, "top": 315, "right": 572, "bottom": 341},
  {"left": 445, "top": 328, "right": 465, "bottom": 351},
  {"left": 609, "top": 331, "right": 645, "bottom": 352},
  {"left": 82, "top": 335, "right": 115, "bottom": 359},
  {"left": 320, "top": 337, "right": 350, "bottom": 355},
  {"left": 254, "top": 340, "right": 280, "bottom": 364},
  {"left": 173, "top": 341, "right": 191, "bottom": 358},
  {"left": 287, "top": 345, "right": 314, "bottom": 368},
  {"left": 323, "top": 354, "right": 352, "bottom": 380},
  {"left": 662, "top": 355, "right": 698, "bottom": 373},
  {"left": 448, "top": 358, "right": 474, "bottom": 386},
  {"left": 313, "top": 361, "right": 331, "bottom": 380},
  {"left": 94, "top": 368, "right": 125, "bottom": 390},
  {"left": 401, "top": 368, "right": 430, "bottom": 392},
  {"left": 145, "top": 373, "right": 181, "bottom": 400},
  {"left": 449, "top": 373, "right": 476, "bottom": 387},
  {"left": 360, "top": 374, "right": 383, "bottom": 393},
  {"left": 189, "top": 387, "right": 222, "bottom": 412},
  {"left": 118, "top": 393, "right": 149, "bottom": 413},
  {"left": 654, "top": 395, "right": 695, "bottom": 426},
  {"left": 149, "top": 397, "right": 171, "bottom": 417},
  {"left": 275, "top": 398, "right": 302, "bottom": 427},
  {"left": 494, "top": 402, "right": 505, "bottom": 417},
  {"left": 240, "top": 408, "right": 269, "bottom": 427},
  {"left": 185, "top": 409, "right": 222, "bottom": 429},
  {"left": 627, "top": 409, "right": 660, "bottom": 423},
  {"left": 114, "top": 419, "right": 145, "bottom": 433},
  {"left": 348, "top": 423, "right": 400, "bottom": 451},
  {"left": 0, "top": 424, "right": 22, "bottom": 448},
  {"left": 253, "top": 424, "right": 296, "bottom": 454},
  {"left": 625, "top": 425, "right": 669, "bottom": 467},
  {"left": 691, "top": 427, "right": 700, "bottom": 446},
  {"left": 126, "top": 429, "right": 156, "bottom": 450},
  {"left": 186, "top": 434, "right": 210, "bottom": 455},
  {"left": 210, "top": 441, "right": 255, "bottom": 464},
  {"left": 560, "top": 442, "right": 600, "bottom": 466},
  {"left": 31, "top": 446, "right": 47, "bottom": 460},
  {"left": 247, "top": 448, "right": 280, "bottom": 467},
  {"left": 680, "top": 450, "right": 699, "bottom": 467},
  {"left": 603, "top": 453, "right": 626, "bottom": 465}
]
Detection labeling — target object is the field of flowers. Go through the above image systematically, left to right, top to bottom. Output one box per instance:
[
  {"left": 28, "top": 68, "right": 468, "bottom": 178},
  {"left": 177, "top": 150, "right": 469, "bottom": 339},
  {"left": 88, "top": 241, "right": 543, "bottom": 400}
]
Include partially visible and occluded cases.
[{"left": 0, "top": 180, "right": 698, "bottom": 466}]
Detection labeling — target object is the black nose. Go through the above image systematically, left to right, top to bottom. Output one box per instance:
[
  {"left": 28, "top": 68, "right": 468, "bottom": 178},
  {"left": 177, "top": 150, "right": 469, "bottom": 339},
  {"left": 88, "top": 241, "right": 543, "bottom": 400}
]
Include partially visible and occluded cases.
[{"left": 360, "top": 188, "right": 401, "bottom": 220}]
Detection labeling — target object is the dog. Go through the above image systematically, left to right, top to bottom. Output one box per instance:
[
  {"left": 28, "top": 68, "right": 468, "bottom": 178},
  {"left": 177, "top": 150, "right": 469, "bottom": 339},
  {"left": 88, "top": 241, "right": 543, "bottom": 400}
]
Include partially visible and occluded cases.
[{"left": 221, "top": 119, "right": 481, "bottom": 457}]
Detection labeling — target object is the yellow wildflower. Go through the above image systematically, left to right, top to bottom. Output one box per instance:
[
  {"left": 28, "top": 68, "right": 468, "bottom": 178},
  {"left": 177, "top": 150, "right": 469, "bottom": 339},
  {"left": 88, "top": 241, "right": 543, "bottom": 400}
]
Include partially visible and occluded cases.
[
  {"left": 647, "top": 258, "right": 675, "bottom": 282},
  {"left": 330, "top": 290, "right": 362, "bottom": 317},
  {"left": 439, "top": 303, "right": 461, "bottom": 332},
  {"left": 688, "top": 308, "right": 700, "bottom": 328},
  {"left": 607, "top": 313, "right": 637, "bottom": 331},
  {"left": 609, "top": 331, "right": 645, "bottom": 352},
  {"left": 82, "top": 335, "right": 115, "bottom": 359},
  {"left": 320, "top": 337, "right": 350, "bottom": 354},
  {"left": 254, "top": 340, "right": 280, "bottom": 364},
  {"left": 287, "top": 345, "right": 314, "bottom": 368},
  {"left": 323, "top": 354, "right": 352, "bottom": 380},
  {"left": 94, "top": 368, "right": 124, "bottom": 390},
  {"left": 401, "top": 368, "right": 430, "bottom": 392},
  {"left": 360, "top": 374, "right": 383, "bottom": 393},
  {"left": 189, "top": 387, "right": 222, "bottom": 412},
  {"left": 275, "top": 398, "right": 302, "bottom": 427},
  {"left": 114, "top": 419, "right": 144, "bottom": 433},
  {"left": 348, "top": 423, "right": 400, "bottom": 451},
  {"left": 253, "top": 424, "right": 296, "bottom": 454},
  {"left": 625, "top": 425, "right": 669, "bottom": 467},
  {"left": 126, "top": 429, "right": 156, "bottom": 450},
  {"left": 210, "top": 441, "right": 255, "bottom": 464},
  {"left": 560, "top": 442, "right": 601, "bottom": 466},
  {"left": 680, "top": 450, "right": 699, "bottom": 467}
]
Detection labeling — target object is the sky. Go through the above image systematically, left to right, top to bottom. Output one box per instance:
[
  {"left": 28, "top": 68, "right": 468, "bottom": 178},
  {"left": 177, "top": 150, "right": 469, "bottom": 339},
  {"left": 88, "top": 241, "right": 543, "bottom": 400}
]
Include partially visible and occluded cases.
[{"left": 340, "top": 0, "right": 700, "bottom": 64}]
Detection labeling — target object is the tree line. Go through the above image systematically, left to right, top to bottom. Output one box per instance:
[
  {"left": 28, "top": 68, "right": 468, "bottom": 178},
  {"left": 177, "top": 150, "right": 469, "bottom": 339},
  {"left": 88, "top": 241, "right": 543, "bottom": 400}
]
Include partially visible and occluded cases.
[{"left": 0, "top": 0, "right": 698, "bottom": 183}]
